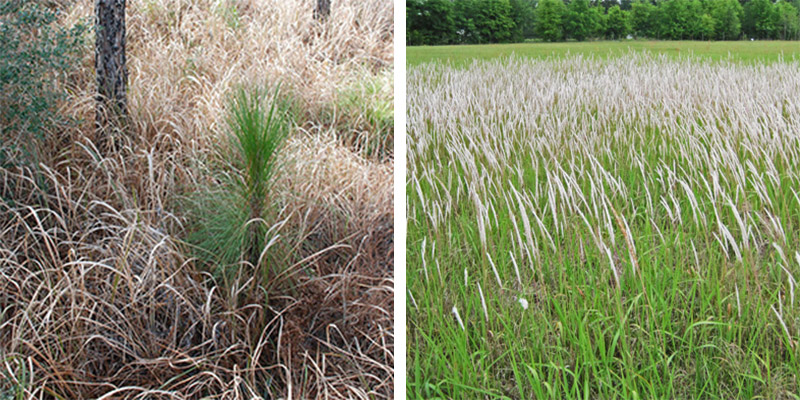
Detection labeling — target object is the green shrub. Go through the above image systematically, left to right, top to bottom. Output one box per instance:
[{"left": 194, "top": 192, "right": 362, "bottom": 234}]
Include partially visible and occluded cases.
[
  {"left": 0, "top": 1, "right": 87, "bottom": 163},
  {"left": 0, "top": 1, "right": 86, "bottom": 207},
  {"left": 189, "top": 86, "right": 294, "bottom": 284}
]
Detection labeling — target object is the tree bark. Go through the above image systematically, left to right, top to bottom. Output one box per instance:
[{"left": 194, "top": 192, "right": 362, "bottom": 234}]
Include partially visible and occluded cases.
[
  {"left": 95, "top": 0, "right": 127, "bottom": 151},
  {"left": 313, "top": 0, "right": 331, "bottom": 22}
]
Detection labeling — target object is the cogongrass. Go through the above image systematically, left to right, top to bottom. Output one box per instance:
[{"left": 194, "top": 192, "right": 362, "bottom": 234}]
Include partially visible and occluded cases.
[
  {"left": 0, "top": 0, "right": 393, "bottom": 397},
  {"left": 408, "top": 53, "right": 800, "bottom": 399}
]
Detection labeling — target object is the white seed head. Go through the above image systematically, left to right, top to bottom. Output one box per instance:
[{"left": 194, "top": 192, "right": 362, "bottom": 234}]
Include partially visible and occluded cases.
[
  {"left": 478, "top": 282, "right": 488, "bottom": 323},
  {"left": 518, "top": 297, "right": 529, "bottom": 310},
  {"left": 452, "top": 306, "right": 465, "bottom": 331}
]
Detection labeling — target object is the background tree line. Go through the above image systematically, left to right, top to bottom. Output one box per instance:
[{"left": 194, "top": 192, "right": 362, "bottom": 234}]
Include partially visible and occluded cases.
[{"left": 407, "top": 0, "right": 800, "bottom": 44}]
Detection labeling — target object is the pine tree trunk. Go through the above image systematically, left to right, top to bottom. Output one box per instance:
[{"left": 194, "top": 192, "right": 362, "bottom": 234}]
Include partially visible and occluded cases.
[
  {"left": 95, "top": 0, "right": 127, "bottom": 151},
  {"left": 314, "top": 0, "right": 331, "bottom": 22}
]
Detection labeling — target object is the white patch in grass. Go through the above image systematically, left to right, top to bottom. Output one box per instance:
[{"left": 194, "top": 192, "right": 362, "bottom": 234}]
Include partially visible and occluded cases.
[
  {"left": 518, "top": 297, "right": 529, "bottom": 310},
  {"left": 452, "top": 306, "right": 465, "bottom": 331}
]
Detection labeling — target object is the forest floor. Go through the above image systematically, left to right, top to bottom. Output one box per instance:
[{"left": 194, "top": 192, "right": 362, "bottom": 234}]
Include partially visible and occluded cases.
[{"left": 0, "top": 0, "right": 393, "bottom": 398}]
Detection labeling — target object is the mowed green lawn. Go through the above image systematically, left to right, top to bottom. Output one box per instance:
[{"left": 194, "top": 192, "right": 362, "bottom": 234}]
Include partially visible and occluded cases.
[{"left": 407, "top": 40, "right": 800, "bottom": 66}]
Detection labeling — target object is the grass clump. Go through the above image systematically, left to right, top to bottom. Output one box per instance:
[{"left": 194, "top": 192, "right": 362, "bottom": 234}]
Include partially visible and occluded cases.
[
  {"left": 216, "top": 0, "right": 241, "bottom": 30},
  {"left": 327, "top": 69, "right": 393, "bottom": 161},
  {"left": 189, "top": 86, "right": 294, "bottom": 282},
  {"left": 0, "top": 358, "right": 28, "bottom": 400}
]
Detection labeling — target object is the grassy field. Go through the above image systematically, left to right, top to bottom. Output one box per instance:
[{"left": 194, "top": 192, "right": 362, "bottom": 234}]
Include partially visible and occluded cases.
[
  {"left": 0, "top": 0, "right": 392, "bottom": 398},
  {"left": 407, "top": 40, "right": 800, "bottom": 66},
  {"left": 407, "top": 53, "right": 800, "bottom": 399}
]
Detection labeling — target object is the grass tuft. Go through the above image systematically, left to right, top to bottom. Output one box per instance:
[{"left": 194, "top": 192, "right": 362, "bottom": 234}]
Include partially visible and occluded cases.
[{"left": 326, "top": 68, "right": 394, "bottom": 161}]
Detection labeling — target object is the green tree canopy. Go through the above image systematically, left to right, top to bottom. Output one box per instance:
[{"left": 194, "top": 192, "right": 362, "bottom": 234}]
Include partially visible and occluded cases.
[
  {"left": 405, "top": 0, "right": 800, "bottom": 44},
  {"left": 407, "top": 0, "right": 455, "bottom": 45},
  {"left": 471, "top": 0, "right": 518, "bottom": 43},
  {"left": 509, "top": 0, "right": 536, "bottom": 41},
  {"left": 535, "top": 0, "right": 567, "bottom": 41},
  {"left": 565, "top": 0, "right": 604, "bottom": 40},
  {"left": 631, "top": 0, "right": 658, "bottom": 37},
  {"left": 708, "top": 0, "right": 743, "bottom": 39},
  {"left": 743, "top": 0, "right": 777, "bottom": 38},
  {"left": 775, "top": 1, "right": 800, "bottom": 39},
  {"left": 605, "top": 5, "right": 631, "bottom": 39},
  {"left": 698, "top": 12, "right": 717, "bottom": 39}
]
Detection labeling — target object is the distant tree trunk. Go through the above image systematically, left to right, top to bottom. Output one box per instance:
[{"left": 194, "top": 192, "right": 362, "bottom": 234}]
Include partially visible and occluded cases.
[
  {"left": 95, "top": 0, "right": 127, "bottom": 151},
  {"left": 314, "top": 0, "right": 330, "bottom": 22}
]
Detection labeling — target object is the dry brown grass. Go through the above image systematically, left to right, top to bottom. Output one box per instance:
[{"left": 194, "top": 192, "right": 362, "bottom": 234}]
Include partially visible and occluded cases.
[{"left": 0, "top": 0, "right": 393, "bottom": 398}]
